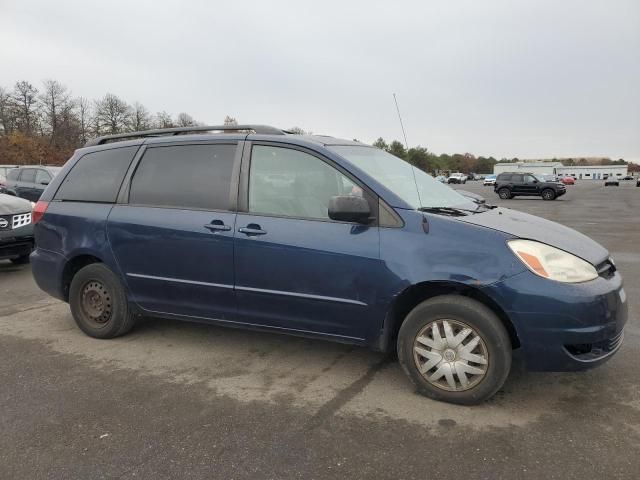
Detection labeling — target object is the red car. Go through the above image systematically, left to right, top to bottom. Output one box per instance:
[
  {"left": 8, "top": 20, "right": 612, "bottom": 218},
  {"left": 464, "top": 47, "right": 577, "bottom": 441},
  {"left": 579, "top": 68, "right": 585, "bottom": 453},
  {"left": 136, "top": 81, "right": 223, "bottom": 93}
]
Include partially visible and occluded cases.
[{"left": 560, "top": 176, "right": 575, "bottom": 185}]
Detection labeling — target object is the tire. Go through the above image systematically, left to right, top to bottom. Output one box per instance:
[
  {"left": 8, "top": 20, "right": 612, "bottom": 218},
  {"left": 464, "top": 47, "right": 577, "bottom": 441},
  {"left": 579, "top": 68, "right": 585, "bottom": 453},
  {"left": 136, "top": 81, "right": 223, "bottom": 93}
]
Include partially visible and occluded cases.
[
  {"left": 498, "top": 188, "right": 511, "bottom": 199},
  {"left": 541, "top": 189, "right": 556, "bottom": 201},
  {"left": 10, "top": 254, "right": 30, "bottom": 265},
  {"left": 69, "top": 263, "right": 136, "bottom": 339},
  {"left": 397, "top": 295, "right": 512, "bottom": 405}
]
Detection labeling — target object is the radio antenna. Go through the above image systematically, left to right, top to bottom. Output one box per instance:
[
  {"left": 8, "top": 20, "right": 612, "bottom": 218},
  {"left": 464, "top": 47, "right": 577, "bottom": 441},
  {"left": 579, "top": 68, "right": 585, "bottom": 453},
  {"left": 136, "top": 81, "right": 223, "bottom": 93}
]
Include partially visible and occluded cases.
[{"left": 393, "top": 93, "right": 409, "bottom": 150}]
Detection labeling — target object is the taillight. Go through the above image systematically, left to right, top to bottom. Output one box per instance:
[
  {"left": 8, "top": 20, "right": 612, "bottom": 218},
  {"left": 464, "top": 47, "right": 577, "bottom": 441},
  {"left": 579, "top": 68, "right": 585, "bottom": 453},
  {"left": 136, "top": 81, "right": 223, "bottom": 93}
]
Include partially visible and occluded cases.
[{"left": 32, "top": 201, "right": 49, "bottom": 224}]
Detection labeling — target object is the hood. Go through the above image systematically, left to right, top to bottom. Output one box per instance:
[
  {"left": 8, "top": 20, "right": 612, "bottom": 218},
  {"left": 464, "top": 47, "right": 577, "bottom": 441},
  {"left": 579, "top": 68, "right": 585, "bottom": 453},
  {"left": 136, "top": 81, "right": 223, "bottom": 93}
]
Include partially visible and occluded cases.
[
  {"left": 0, "top": 194, "right": 32, "bottom": 215},
  {"left": 457, "top": 207, "right": 608, "bottom": 266}
]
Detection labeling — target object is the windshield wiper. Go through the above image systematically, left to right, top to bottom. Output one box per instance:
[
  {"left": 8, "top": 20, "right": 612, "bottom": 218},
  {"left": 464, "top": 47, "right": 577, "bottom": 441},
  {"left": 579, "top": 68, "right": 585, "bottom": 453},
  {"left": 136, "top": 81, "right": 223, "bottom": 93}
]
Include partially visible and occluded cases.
[{"left": 418, "top": 206, "right": 477, "bottom": 216}]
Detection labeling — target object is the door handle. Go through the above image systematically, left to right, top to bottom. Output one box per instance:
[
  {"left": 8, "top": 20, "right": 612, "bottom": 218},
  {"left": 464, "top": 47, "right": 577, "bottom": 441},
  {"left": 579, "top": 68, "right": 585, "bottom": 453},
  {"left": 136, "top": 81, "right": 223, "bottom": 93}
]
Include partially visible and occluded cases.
[
  {"left": 204, "top": 220, "right": 231, "bottom": 232},
  {"left": 238, "top": 224, "right": 267, "bottom": 236}
]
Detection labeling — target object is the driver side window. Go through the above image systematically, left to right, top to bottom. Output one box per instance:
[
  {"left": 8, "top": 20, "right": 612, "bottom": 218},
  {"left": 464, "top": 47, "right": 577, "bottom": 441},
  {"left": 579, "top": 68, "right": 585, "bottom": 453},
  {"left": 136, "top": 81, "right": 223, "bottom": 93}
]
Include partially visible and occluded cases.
[
  {"left": 248, "top": 146, "right": 360, "bottom": 220},
  {"left": 524, "top": 175, "right": 536, "bottom": 184}
]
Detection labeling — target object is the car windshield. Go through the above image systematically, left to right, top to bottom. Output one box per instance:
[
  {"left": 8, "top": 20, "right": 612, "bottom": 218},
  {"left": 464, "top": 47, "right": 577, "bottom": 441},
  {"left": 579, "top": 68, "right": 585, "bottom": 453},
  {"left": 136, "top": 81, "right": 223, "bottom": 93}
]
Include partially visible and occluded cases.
[{"left": 329, "top": 146, "right": 477, "bottom": 210}]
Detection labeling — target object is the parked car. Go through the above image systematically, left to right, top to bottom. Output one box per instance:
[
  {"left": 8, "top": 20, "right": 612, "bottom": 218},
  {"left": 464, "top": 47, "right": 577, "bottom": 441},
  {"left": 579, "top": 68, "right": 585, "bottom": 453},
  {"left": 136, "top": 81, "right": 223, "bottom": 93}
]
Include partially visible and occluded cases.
[
  {"left": 30, "top": 124, "right": 626, "bottom": 405},
  {"left": 0, "top": 165, "right": 19, "bottom": 180},
  {"left": 3, "top": 166, "right": 62, "bottom": 201},
  {"left": 447, "top": 172, "right": 467, "bottom": 184},
  {"left": 494, "top": 172, "right": 566, "bottom": 200},
  {"left": 467, "top": 173, "right": 484, "bottom": 181},
  {"left": 540, "top": 174, "right": 559, "bottom": 182},
  {"left": 435, "top": 175, "right": 447, "bottom": 183},
  {"left": 483, "top": 175, "right": 496, "bottom": 186},
  {"left": 621, "top": 175, "right": 633, "bottom": 181},
  {"left": 560, "top": 176, "right": 575, "bottom": 185},
  {"left": 604, "top": 177, "right": 620, "bottom": 187},
  {"left": 636, "top": 178, "right": 640, "bottom": 187},
  {"left": 0, "top": 193, "right": 34, "bottom": 264}
]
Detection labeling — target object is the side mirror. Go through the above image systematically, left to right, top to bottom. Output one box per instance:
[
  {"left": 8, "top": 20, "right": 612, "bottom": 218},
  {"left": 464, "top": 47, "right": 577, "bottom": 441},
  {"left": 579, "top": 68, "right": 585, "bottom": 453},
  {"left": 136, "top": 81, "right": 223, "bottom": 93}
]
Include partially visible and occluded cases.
[
  {"left": 39, "top": 180, "right": 49, "bottom": 185},
  {"left": 328, "top": 195, "right": 371, "bottom": 224}
]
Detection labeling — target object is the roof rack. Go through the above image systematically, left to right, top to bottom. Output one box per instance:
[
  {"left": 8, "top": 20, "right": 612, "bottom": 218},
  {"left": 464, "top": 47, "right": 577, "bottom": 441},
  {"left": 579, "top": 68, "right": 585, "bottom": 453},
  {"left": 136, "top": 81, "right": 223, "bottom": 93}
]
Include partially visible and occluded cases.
[{"left": 85, "top": 124, "right": 285, "bottom": 147}]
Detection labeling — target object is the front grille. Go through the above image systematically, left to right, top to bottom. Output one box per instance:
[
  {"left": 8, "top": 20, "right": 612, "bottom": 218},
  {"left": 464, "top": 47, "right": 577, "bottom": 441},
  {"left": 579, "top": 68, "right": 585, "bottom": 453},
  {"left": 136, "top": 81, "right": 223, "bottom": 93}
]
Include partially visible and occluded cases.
[
  {"left": 0, "top": 212, "right": 31, "bottom": 231},
  {"left": 12, "top": 212, "right": 31, "bottom": 229},
  {"left": 0, "top": 215, "right": 11, "bottom": 231},
  {"left": 596, "top": 259, "right": 616, "bottom": 279}
]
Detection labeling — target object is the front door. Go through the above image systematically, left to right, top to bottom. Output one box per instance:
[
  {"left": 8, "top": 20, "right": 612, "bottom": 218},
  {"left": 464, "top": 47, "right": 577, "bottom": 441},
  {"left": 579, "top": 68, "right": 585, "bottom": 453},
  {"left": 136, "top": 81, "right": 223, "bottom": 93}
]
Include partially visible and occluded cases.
[
  {"left": 108, "top": 142, "right": 240, "bottom": 321},
  {"left": 233, "top": 144, "right": 384, "bottom": 341},
  {"left": 522, "top": 174, "right": 540, "bottom": 195}
]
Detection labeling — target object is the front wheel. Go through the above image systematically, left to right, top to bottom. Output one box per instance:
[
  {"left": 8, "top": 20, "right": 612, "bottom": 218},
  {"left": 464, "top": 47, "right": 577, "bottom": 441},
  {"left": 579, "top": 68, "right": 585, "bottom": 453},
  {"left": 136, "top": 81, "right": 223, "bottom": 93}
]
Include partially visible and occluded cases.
[
  {"left": 498, "top": 188, "right": 511, "bottom": 199},
  {"left": 541, "top": 189, "right": 556, "bottom": 200},
  {"left": 69, "top": 263, "right": 136, "bottom": 339},
  {"left": 397, "top": 295, "right": 512, "bottom": 405}
]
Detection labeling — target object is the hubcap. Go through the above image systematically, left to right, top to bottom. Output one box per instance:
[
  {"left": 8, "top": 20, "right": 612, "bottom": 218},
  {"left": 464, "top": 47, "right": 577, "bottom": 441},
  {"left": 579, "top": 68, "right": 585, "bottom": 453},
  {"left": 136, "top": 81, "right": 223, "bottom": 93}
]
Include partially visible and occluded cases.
[
  {"left": 81, "top": 281, "right": 112, "bottom": 325},
  {"left": 413, "top": 319, "right": 489, "bottom": 392}
]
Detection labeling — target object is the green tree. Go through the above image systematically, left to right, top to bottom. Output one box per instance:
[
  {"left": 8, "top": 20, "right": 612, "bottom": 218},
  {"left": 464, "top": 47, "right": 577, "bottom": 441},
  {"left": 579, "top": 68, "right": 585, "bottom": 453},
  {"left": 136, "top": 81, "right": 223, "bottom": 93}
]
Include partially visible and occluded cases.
[
  {"left": 372, "top": 137, "right": 388, "bottom": 150},
  {"left": 387, "top": 140, "right": 407, "bottom": 159},
  {"left": 406, "top": 146, "right": 435, "bottom": 172}
]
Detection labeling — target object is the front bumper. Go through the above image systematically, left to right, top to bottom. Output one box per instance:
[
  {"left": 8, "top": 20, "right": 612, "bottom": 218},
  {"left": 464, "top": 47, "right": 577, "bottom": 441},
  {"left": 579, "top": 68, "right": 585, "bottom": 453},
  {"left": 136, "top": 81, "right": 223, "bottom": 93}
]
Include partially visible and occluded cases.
[
  {"left": 0, "top": 223, "right": 34, "bottom": 260},
  {"left": 483, "top": 269, "right": 627, "bottom": 372}
]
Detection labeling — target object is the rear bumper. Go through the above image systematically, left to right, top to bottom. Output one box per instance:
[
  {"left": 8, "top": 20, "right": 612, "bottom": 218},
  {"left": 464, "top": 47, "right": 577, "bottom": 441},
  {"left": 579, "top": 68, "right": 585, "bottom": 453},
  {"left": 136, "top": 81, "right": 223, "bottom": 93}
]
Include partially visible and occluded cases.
[
  {"left": 30, "top": 248, "right": 67, "bottom": 301},
  {"left": 483, "top": 269, "right": 627, "bottom": 372}
]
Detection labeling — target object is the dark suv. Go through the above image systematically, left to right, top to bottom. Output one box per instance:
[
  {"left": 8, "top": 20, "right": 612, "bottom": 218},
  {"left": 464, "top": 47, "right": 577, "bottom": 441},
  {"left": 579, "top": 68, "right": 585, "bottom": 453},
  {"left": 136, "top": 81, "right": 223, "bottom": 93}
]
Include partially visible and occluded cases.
[
  {"left": 30, "top": 125, "right": 626, "bottom": 405},
  {"left": 3, "top": 166, "right": 62, "bottom": 201},
  {"left": 494, "top": 172, "right": 566, "bottom": 200}
]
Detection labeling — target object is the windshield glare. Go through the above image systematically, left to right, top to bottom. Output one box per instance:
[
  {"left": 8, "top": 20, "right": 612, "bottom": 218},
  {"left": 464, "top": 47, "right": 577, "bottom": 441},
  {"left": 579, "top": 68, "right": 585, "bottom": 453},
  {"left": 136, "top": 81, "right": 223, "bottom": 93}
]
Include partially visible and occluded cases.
[{"left": 329, "top": 146, "right": 476, "bottom": 210}]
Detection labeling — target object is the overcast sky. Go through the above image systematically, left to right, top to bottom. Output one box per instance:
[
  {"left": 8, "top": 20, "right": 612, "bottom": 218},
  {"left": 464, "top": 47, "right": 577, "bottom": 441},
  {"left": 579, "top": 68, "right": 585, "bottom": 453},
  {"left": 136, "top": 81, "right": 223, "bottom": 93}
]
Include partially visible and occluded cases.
[{"left": 1, "top": 0, "right": 638, "bottom": 160}]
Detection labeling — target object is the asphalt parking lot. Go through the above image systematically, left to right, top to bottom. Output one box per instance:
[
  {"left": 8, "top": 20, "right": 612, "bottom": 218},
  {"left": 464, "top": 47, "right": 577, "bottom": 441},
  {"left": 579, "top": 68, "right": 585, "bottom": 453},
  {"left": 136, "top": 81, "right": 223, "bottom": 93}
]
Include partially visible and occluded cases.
[{"left": 1, "top": 180, "right": 639, "bottom": 479}]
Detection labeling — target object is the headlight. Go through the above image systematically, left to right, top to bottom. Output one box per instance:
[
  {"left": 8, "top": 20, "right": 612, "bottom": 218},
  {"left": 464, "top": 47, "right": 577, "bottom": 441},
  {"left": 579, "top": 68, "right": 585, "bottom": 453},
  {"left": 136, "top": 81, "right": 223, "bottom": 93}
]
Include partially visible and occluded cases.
[{"left": 507, "top": 239, "right": 598, "bottom": 283}]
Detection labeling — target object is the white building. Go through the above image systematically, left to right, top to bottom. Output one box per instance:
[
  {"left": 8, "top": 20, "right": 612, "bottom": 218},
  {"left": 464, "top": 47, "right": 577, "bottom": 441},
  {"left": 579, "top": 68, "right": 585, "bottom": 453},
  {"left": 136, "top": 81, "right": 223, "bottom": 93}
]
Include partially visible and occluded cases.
[
  {"left": 493, "top": 162, "right": 628, "bottom": 180},
  {"left": 493, "top": 162, "right": 563, "bottom": 176},
  {"left": 556, "top": 165, "right": 628, "bottom": 180}
]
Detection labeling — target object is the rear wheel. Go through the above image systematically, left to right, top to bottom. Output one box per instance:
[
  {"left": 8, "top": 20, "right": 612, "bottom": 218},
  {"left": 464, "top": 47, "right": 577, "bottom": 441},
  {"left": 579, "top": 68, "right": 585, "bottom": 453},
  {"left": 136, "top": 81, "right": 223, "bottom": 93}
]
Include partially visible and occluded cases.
[
  {"left": 498, "top": 188, "right": 511, "bottom": 199},
  {"left": 541, "top": 189, "right": 556, "bottom": 200},
  {"left": 69, "top": 263, "right": 136, "bottom": 339},
  {"left": 397, "top": 295, "right": 512, "bottom": 405}
]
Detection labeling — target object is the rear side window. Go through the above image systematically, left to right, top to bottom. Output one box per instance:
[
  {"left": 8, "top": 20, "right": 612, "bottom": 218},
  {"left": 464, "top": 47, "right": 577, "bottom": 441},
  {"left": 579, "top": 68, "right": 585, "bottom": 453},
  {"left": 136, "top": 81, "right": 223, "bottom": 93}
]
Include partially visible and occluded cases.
[
  {"left": 129, "top": 144, "right": 236, "bottom": 210},
  {"left": 55, "top": 146, "right": 138, "bottom": 203},
  {"left": 7, "top": 169, "right": 19, "bottom": 181},
  {"left": 20, "top": 169, "right": 36, "bottom": 183},
  {"left": 35, "top": 170, "right": 51, "bottom": 184},
  {"left": 497, "top": 173, "right": 511, "bottom": 181}
]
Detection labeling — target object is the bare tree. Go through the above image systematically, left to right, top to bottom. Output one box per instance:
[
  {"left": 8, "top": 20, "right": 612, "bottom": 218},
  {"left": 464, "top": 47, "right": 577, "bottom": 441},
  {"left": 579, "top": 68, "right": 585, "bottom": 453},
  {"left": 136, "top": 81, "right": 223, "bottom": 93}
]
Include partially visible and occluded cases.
[
  {"left": 12, "top": 80, "right": 39, "bottom": 135},
  {"left": 40, "top": 80, "right": 71, "bottom": 146},
  {"left": 0, "top": 87, "right": 15, "bottom": 135},
  {"left": 94, "top": 93, "right": 131, "bottom": 134},
  {"left": 76, "top": 97, "right": 91, "bottom": 145},
  {"left": 129, "top": 102, "right": 152, "bottom": 131},
  {"left": 154, "top": 111, "right": 174, "bottom": 129},
  {"left": 176, "top": 112, "right": 196, "bottom": 127},
  {"left": 223, "top": 115, "right": 238, "bottom": 126}
]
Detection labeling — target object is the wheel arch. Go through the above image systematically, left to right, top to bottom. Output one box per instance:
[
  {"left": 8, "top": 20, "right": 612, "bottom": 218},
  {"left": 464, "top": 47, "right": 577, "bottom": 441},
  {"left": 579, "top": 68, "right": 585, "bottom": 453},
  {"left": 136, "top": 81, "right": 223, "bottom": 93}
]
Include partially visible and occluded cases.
[
  {"left": 61, "top": 254, "right": 104, "bottom": 301},
  {"left": 378, "top": 280, "right": 520, "bottom": 353}
]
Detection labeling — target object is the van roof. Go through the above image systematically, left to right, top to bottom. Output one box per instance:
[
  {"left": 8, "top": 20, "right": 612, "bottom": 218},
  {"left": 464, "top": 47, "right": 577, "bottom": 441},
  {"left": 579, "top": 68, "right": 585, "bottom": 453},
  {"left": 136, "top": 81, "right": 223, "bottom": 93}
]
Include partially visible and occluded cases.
[{"left": 84, "top": 125, "right": 363, "bottom": 150}]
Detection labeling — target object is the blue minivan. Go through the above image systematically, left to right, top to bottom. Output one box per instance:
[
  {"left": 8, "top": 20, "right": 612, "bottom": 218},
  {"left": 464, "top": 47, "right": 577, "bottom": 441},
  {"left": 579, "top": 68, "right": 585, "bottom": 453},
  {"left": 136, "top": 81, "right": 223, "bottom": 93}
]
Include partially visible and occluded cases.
[{"left": 31, "top": 125, "right": 627, "bottom": 404}]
